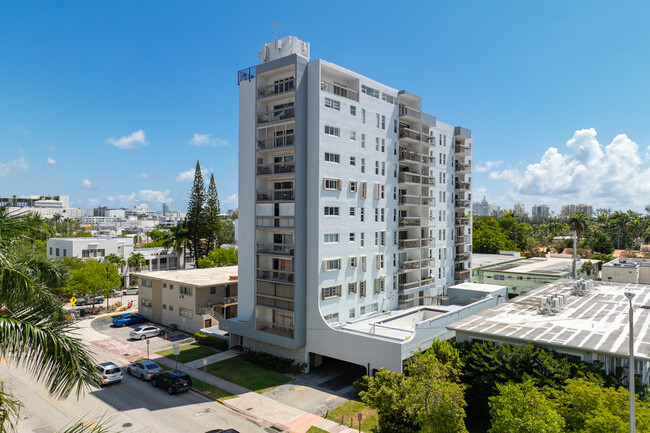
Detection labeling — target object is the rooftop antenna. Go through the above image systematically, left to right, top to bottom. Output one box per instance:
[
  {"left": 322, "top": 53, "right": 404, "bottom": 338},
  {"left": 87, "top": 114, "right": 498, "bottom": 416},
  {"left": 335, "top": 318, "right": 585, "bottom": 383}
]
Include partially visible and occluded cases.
[{"left": 267, "top": 23, "right": 283, "bottom": 41}]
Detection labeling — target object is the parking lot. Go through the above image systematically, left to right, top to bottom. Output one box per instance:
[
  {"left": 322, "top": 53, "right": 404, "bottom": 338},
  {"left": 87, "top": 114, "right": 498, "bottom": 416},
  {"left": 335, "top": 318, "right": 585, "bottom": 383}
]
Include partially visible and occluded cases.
[{"left": 90, "top": 314, "right": 195, "bottom": 356}]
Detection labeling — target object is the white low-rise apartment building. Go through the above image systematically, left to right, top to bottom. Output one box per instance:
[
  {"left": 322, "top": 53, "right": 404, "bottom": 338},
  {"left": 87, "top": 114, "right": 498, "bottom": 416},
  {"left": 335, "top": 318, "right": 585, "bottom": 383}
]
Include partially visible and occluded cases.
[
  {"left": 220, "top": 36, "right": 476, "bottom": 373},
  {"left": 1, "top": 194, "right": 82, "bottom": 219},
  {"left": 46, "top": 237, "right": 181, "bottom": 285}
]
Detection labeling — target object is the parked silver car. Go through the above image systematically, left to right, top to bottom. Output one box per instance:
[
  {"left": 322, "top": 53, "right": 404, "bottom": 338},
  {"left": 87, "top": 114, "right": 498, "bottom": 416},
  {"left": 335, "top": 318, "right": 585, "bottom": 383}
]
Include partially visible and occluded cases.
[
  {"left": 129, "top": 325, "right": 163, "bottom": 340},
  {"left": 127, "top": 359, "right": 163, "bottom": 380},
  {"left": 96, "top": 362, "right": 123, "bottom": 385}
]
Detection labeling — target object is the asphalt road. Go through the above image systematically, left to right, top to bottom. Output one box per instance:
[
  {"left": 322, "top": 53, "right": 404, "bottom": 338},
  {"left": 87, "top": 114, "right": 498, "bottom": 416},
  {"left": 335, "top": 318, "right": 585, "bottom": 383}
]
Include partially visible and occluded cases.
[{"left": 1, "top": 342, "right": 266, "bottom": 432}]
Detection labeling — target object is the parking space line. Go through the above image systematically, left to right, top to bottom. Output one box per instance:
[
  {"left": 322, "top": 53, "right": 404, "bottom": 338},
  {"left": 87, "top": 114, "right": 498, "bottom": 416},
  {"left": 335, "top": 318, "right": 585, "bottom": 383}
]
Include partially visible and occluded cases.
[
  {"left": 294, "top": 386, "right": 305, "bottom": 391},
  {"left": 325, "top": 395, "right": 337, "bottom": 402}
]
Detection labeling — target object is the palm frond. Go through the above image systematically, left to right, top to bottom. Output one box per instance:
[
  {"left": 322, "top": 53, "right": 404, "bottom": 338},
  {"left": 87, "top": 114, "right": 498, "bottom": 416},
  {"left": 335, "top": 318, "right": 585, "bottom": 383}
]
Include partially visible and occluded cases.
[
  {"left": 0, "top": 305, "right": 100, "bottom": 399},
  {"left": 0, "top": 380, "right": 22, "bottom": 431}
]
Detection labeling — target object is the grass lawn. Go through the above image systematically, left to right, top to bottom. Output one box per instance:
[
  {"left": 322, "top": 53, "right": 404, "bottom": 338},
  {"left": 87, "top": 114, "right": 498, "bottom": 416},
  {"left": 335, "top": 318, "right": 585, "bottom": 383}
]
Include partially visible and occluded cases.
[
  {"left": 156, "top": 344, "right": 217, "bottom": 364},
  {"left": 205, "top": 357, "right": 292, "bottom": 393},
  {"left": 326, "top": 400, "right": 378, "bottom": 433},
  {"left": 306, "top": 427, "right": 329, "bottom": 433}
]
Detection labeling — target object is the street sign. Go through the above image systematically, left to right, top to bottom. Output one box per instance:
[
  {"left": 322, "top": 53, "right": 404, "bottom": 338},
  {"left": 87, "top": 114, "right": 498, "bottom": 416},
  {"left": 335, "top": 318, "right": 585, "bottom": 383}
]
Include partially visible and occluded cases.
[
  {"left": 69, "top": 297, "right": 77, "bottom": 304},
  {"left": 172, "top": 345, "right": 180, "bottom": 356},
  {"left": 203, "top": 358, "right": 208, "bottom": 366}
]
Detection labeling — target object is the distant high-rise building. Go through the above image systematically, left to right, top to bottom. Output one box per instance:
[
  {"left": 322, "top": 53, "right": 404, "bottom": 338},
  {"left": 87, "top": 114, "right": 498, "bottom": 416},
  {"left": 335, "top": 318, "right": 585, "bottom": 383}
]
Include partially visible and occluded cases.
[
  {"left": 472, "top": 196, "right": 501, "bottom": 217},
  {"left": 162, "top": 203, "right": 171, "bottom": 215},
  {"left": 513, "top": 203, "right": 526, "bottom": 217},
  {"left": 531, "top": 204, "right": 550, "bottom": 218},
  {"left": 561, "top": 204, "right": 593, "bottom": 218}
]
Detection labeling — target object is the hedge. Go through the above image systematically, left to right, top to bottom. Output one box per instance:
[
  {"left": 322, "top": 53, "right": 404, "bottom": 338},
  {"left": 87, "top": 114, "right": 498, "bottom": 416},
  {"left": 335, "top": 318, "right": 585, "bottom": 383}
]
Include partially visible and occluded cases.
[
  {"left": 194, "top": 332, "right": 229, "bottom": 351},
  {"left": 240, "top": 348, "right": 306, "bottom": 375}
]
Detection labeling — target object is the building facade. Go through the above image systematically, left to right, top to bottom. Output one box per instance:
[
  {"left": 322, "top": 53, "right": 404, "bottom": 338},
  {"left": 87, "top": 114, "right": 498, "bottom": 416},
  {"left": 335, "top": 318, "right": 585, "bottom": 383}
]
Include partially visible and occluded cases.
[
  {"left": 220, "top": 36, "right": 473, "bottom": 372},
  {"left": 0, "top": 194, "right": 83, "bottom": 219},
  {"left": 472, "top": 195, "right": 501, "bottom": 217},
  {"left": 513, "top": 203, "right": 526, "bottom": 217},
  {"left": 531, "top": 204, "right": 550, "bottom": 218},
  {"left": 561, "top": 204, "right": 593, "bottom": 218},
  {"left": 602, "top": 257, "right": 650, "bottom": 284},
  {"left": 134, "top": 267, "right": 238, "bottom": 334},
  {"left": 449, "top": 279, "right": 650, "bottom": 384}
]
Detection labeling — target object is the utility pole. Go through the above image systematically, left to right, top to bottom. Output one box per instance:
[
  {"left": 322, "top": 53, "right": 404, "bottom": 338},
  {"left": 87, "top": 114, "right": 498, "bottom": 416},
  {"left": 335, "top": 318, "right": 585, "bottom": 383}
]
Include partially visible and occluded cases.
[
  {"left": 570, "top": 230, "right": 577, "bottom": 279},
  {"left": 625, "top": 289, "right": 636, "bottom": 433}
]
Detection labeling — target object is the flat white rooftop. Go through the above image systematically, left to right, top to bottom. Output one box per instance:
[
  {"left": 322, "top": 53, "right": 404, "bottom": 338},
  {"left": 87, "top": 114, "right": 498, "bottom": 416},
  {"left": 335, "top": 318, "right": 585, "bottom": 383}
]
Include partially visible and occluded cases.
[
  {"left": 472, "top": 253, "right": 522, "bottom": 269},
  {"left": 482, "top": 256, "right": 598, "bottom": 276},
  {"left": 134, "top": 266, "right": 238, "bottom": 287},
  {"left": 448, "top": 279, "right": 650, "bottom": 361},
  {"left": 339, "top": 304, "right": 464, "bottom": 341}
]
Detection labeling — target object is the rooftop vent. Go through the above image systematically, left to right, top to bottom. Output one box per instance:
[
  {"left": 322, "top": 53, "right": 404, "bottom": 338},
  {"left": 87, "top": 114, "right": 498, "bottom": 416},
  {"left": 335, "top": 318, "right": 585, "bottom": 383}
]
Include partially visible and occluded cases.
[
  {"left": 571, "top": 278, "right": 593, "bottom": 296},
  {"left": 539, "top": 293, "right": 566, "bottom": 315}
]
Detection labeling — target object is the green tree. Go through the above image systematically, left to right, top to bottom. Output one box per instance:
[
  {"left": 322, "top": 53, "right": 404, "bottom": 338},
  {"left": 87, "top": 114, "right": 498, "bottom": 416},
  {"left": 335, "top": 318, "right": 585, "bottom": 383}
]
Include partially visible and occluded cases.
[
  {"left": 187, "top": 160, "right": 207, "bottom": 261},
  {"left": 205, "top": 173, "right": 222, "bottom": 250},
  {"left": 0, "top": 208, "right": 100, "bottom": 430},
  {"left": 568, "top": 213, "right": 588, "bottom": 241},
  {"left": 473, "top": 216, "right": 513, "bottom": 254},
  {"left": 162, "top": 221, "right": 189, "bottom": 269},
  {"left": 148, "top": 229, "right": 167, "bottom": 242},
  {"left": 591, "top": 231, "right": 615, "bottom": 254},
  {"left": 196, "top": 247, "right": 238, "bottom": 269},
  {"left": 127, "top": 252, "right": 146, "bottom": 272},
  {"left": 66, "top": 259, "right": 120, "bottom": 310},
  {"left": 580, "top": 261, "right": 597, "bottom": 278},
  {"left": 361, "top": 349, "right": 468, "bottom": 433},
  {"left": 360, "top": 369, "right": 419, "bottom": 433},
  {"left": 557, "top": 378, "right": 650, "bottom": 432},
  {"left": 488, "top": 381, "right": 564, "bottom": 433}
]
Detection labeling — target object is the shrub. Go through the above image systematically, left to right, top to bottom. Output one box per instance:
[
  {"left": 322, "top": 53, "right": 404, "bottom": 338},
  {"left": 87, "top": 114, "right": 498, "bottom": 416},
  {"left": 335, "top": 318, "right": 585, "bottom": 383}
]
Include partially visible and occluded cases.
[
  {"left": 194, "top": 332, "right": 229, "bottom": 351},
  {"left": 240, "top": 348, "right": 306, "bottom": 375},
  {"left": 353, "top": 375, "right": 370, "bottom": 396}
]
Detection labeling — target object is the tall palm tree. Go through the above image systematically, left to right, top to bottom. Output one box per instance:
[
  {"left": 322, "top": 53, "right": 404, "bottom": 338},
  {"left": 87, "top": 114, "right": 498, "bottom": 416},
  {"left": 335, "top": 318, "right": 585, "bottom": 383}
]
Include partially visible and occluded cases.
[
  {"left": 0, "top": 208, "right": 100, "bottom": 430},
  {"left": 568, "top": 213, "right": 588, "bottom": 243},
  {"left": 162, "top": 221, "right": 189, "bottom": 269},
  {"left": 127, "top": 252, "right": 146, "bottom": 272},
  {"left": 105, "top": 253, "right": 126, "bottom": 289}
]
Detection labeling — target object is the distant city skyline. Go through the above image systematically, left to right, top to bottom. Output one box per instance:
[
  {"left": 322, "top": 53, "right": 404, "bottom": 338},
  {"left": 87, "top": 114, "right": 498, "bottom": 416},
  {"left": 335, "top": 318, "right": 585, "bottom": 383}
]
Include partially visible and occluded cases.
[{"left": 2, "top": 2, "right": 650, "bottom": 211}]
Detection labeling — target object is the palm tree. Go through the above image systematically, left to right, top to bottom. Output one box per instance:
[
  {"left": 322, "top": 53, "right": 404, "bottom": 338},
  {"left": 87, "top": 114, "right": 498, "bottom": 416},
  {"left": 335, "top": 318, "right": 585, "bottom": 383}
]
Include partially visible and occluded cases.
[
  {"left": 0, "top": 208, "right": 100, "bottom": 429},
  {"left": 568, "top": 213, "right": 588, "bottom": 242},
  {"left": 162, "top": 221, "right": 189, "bottom": 269},
  {"left": 127, "top": 252, "right": 146, "bottom": 272},
  {"left": 105, "top": 253, "right": 126, "bottom": 274},
  {"left": 580, "top": 261, "right": 597, "bottom": 279}
]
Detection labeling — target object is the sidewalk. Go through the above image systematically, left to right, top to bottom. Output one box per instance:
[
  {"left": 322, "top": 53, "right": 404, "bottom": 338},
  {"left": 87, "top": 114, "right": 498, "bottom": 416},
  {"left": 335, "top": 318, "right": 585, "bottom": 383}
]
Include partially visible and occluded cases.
[
  {"left": 75, "top": 317, "right": 359, "bottom": 433},
  {"left": 185, "top": 349, "right": 239, "bottom": 368}
]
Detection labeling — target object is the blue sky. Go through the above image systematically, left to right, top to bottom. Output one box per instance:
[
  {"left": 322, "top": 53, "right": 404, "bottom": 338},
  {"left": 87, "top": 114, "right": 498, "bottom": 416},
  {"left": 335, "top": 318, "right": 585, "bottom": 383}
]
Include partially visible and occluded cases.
[{"left": 2, "top": 1, "right": 650, "bottom": 214}]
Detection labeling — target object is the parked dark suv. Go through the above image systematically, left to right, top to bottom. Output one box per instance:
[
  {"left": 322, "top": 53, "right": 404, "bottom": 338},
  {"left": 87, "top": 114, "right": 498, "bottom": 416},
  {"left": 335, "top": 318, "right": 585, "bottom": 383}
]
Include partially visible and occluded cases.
[{"left": 150, "top": 370, "right": 192, "bottom": 394}]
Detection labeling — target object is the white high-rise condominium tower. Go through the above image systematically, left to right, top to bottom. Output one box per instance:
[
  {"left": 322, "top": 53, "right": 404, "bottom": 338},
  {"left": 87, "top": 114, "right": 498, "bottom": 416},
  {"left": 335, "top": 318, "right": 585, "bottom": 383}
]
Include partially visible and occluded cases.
[{"left": 221, "top": 37, "right": 473, "bottom": 372}]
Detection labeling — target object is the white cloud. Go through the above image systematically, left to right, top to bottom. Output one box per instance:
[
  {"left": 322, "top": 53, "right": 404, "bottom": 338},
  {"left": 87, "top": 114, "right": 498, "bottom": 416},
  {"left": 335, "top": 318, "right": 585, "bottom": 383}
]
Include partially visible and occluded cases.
[
  {"left": 13, "top": 125, "right": 30, "bottom": 134},
  {"left": 488, "top": 128, "right": 650, "bottom": 209},
  {"left": 105, "top": 129, "right": 149, "bottom": 149},
  {"left": 187, "top": 133, "right": 228, "bottom": 147},
  {"left": 0, "top": 154, "right": 29, "bottom": 176},
  {"left": 47, "top": 157, "right": 56, "bottom": 165},
  {"left": 475, "top": 160, "right": 502, "bottom": 173},
  {"left": 176, "top": 167, "right": 212, "bottom": 182},
  {"left": 135, "top": 172, "right": 149, "bottom": 178},
  {"left": 82, "top": 179, "right": 92, "bottom": 189},
  {"left": 139, "top": 189, "right": 172, "bottom": 204},
  {"left": 107, "top": 193, "right": 137, "bottom": 203},
  {"left": 222, "top": 194, "right": 238, "bottom": 207},
  {"left": 88, "top": 196, "right": 103, "bottom": 206}
]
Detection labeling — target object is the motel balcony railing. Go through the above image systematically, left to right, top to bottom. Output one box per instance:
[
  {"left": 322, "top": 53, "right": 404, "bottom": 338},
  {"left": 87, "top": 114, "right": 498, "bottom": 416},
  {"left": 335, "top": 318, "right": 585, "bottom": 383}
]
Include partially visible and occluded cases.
[
  {"left": 257, "top": 79, "right": 295, "bottom": 99},
  {"left": 320, "top": 80, "right": 358, "bottom": 101},
  {"left": 257, "top": 134, "right": 295, "bottom": 150},
  {"left": 256, "top": 243, "right": 295, "bottom": 256},
  {"left": 256, "top": 320, "right": 294, "bottom": 339}
]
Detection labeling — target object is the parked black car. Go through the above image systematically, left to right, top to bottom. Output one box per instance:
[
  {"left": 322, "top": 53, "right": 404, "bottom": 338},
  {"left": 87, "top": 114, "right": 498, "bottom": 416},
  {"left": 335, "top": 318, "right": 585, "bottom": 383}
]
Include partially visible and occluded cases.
[{"left": 150, "top": 370, "right": 192, "bottom": 394}]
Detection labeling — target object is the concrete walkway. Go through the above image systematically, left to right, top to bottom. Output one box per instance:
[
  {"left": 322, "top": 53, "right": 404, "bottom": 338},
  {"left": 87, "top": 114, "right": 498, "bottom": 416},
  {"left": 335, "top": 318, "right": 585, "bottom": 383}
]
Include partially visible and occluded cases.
[
  {"left": 76, "top": 317, "right": 360, "bottom": 433},
  {"left": 185, "top": 349, "right": 239, "bottom": 369}
]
